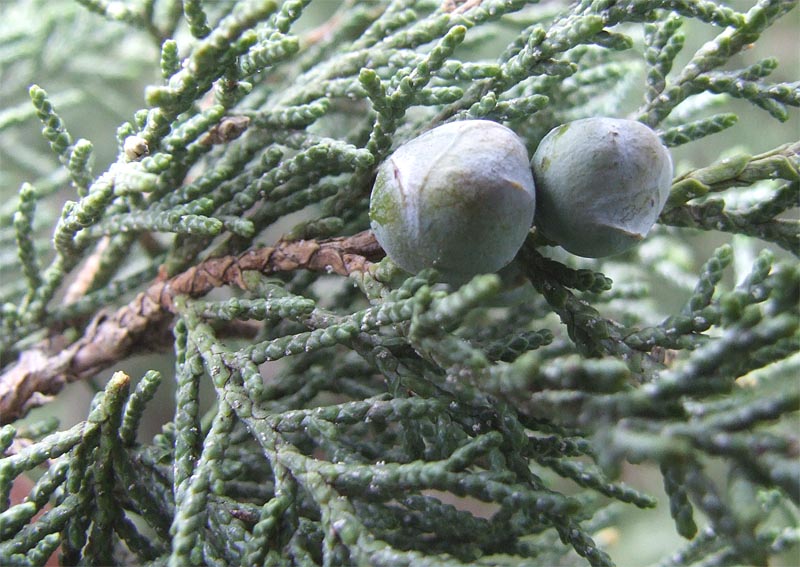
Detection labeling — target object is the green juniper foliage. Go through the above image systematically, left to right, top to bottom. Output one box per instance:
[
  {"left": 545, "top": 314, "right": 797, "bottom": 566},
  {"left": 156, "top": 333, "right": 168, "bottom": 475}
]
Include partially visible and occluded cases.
[{"left": 0, "top": 0, "right": 798, "bottom": 565}]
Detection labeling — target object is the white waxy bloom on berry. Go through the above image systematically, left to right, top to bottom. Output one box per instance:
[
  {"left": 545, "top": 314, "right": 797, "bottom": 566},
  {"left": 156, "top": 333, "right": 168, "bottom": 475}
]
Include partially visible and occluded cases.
[
  {"left": 532, "top": 117, "right": 673, "bottom": 258},
  {"left": 369, "top": 120, "right": 536, "bottom": 282}
]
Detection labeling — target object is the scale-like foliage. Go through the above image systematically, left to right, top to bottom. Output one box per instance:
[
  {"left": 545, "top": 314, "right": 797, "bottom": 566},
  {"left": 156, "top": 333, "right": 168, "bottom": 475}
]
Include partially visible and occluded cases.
[{"left": 0, "top": 0, "right": 798, "bottom": 565}]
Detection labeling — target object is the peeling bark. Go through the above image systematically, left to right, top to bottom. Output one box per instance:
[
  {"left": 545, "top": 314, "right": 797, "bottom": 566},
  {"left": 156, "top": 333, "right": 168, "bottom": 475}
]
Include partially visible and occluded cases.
[{"left": 0, "top": 231, "right": 384, "bottom": 424}]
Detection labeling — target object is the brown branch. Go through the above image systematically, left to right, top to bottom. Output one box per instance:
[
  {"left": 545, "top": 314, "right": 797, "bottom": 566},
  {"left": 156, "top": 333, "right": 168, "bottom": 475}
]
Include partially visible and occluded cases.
[
  {"left": 442, "top": 0, "right": 484, "bottom": 13},
  {"left": 0, "top": 231, "right": 384, "bottom": 424},
  {"left": 63, "top": 237, "right": 111, "bottom": 304}
]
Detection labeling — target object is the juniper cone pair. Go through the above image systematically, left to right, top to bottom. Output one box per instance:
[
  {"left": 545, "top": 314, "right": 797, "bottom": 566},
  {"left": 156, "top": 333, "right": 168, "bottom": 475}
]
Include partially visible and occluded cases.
[{"left": 370, "top": 117, "right": 673, "bottom": 280}]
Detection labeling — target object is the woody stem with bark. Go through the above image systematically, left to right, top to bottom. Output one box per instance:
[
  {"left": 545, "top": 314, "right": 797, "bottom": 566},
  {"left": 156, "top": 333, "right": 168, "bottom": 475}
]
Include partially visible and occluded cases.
[{"left": 0, "top": 231, "right": 384, "bottom": 424}]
